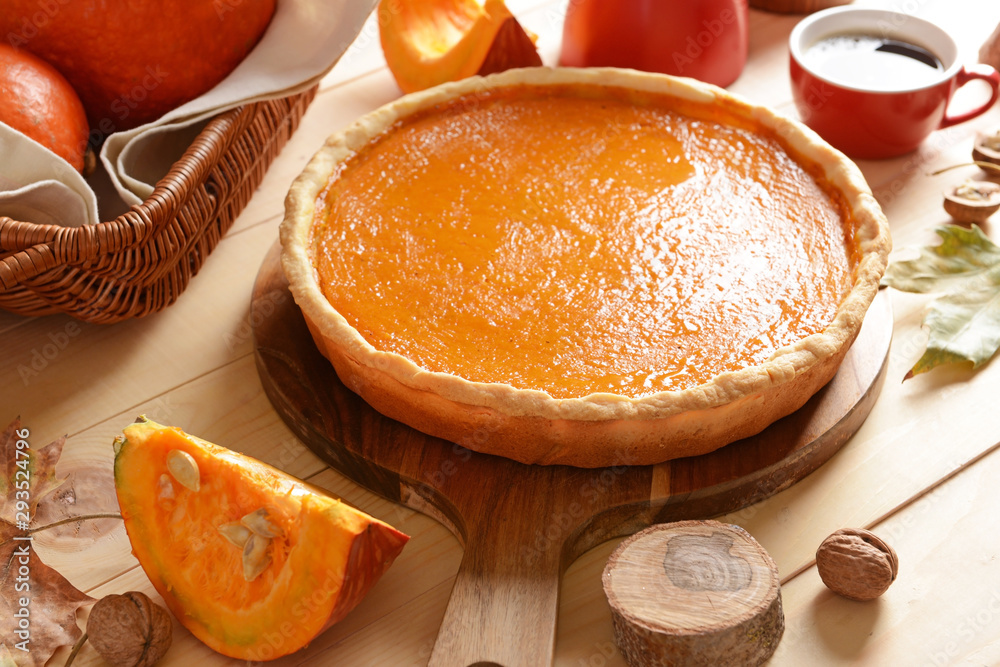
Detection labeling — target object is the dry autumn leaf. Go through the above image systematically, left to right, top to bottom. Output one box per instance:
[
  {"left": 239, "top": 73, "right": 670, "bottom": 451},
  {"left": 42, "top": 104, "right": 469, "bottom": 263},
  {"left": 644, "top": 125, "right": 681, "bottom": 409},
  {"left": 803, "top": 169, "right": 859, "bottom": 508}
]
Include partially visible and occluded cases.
[
  {"left": 881, "top": 224, "right": 1000, "bottom": 378},
  {"left": 0, "top": 418, "right": 95, "bottom": 667},
  {"left": 0, "top": 420, "right": 67, "bottom": 524},
  {"left": 33, "top": 466, "right": 121, "bottom": 543},
  {"left": 1, "top": 521, "right": 92, "bottom": 667}
]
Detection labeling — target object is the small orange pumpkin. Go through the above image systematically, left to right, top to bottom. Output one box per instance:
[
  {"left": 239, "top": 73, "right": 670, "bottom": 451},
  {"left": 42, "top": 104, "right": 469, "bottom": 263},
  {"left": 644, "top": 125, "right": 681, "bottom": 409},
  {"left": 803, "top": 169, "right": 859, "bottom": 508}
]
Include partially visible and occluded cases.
[
  {"left": 0, "top": 0, "right": 276, "bottom": 132},
  {"left": 378, "top": 0, "right": 542, "bottom": 94},
  {"left": 0, "top": 43, "right": 90, "bottom": 173},
  {"left": 113, "top": 417, "right": 409, "bottom": 661}
]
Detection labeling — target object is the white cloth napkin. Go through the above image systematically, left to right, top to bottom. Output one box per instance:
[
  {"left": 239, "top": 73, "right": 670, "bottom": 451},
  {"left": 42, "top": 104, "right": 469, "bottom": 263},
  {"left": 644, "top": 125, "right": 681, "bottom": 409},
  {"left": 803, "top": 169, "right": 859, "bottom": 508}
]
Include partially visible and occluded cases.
[
  {"left": 0, "top": 0, "right": 378, "bottom": 227},
  {"left": 0, "top": 123, "right": 99, "bottom": 226}
]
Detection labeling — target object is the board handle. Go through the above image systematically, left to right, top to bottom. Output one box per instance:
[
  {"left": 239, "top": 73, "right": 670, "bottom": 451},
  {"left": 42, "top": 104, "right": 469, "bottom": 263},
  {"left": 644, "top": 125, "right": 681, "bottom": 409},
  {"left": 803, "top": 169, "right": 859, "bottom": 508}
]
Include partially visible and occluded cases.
[{"left": 428, "top": 520, "right": 563, "bottom": 667}]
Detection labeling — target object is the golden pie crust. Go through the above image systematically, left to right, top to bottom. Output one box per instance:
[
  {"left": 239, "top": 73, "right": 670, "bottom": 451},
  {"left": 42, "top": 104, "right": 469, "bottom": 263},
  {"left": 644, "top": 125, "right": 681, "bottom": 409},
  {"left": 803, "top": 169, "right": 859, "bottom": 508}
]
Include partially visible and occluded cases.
[{"left": 280, "top": 67, "right": 891, "bottom": 468}]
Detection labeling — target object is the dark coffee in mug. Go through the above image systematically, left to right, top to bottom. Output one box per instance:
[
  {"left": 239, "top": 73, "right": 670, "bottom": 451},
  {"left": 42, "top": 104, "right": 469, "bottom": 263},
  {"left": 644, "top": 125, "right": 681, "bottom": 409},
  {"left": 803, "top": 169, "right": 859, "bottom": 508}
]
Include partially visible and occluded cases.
[{"left": 803, "top": 33, "right": 944, "bottom": 91}]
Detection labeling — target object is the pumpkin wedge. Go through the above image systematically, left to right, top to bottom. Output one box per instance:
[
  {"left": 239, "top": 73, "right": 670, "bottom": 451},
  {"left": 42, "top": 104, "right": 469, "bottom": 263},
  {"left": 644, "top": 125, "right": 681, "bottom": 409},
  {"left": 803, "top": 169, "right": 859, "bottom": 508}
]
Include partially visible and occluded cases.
[
  {"left": 378, "top": 0, "right": 542, "bottom": 93},
  {"left": 113, "top": 417, "right": 409, "bottom": 661}
]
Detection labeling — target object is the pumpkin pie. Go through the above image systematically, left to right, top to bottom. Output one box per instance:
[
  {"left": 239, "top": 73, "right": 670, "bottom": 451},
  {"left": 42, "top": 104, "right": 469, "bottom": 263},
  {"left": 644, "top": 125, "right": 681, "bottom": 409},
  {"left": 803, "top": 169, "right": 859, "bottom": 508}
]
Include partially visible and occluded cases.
[{"left": 280, "top": 67, "right": 890, "bottom": 467}]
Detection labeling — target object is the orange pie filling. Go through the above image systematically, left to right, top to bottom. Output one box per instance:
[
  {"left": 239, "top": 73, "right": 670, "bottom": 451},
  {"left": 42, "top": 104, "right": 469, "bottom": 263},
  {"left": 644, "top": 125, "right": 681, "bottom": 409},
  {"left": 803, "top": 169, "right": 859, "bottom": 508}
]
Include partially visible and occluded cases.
[{"left": 310, "top": 84, "right": 859, "bottom": 400}]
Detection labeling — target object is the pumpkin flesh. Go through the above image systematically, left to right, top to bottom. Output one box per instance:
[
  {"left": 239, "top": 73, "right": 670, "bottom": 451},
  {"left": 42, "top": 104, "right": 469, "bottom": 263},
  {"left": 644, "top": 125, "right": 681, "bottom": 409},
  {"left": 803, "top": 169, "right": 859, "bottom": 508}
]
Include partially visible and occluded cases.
[
  {"left": 379, "top": 0, "right": 540, "bottom": 93},
  {"left": 114, "top": 418, "right": 408, "bottom": 661}
]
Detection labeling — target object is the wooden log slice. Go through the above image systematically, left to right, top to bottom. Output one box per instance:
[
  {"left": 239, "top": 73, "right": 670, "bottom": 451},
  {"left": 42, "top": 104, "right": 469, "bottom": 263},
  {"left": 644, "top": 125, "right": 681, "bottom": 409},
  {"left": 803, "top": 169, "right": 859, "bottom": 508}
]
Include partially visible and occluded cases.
[{"left": 603, "top": 520, "right": 782, "bottom": 667}]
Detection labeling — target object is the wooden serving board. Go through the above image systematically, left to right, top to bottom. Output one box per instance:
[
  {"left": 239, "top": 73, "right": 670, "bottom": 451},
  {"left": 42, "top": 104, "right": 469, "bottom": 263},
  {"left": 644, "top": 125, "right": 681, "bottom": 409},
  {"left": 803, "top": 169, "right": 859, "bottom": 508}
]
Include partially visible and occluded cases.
[{"left": 251, "top": 241, "right": 892, "bottom": 667}]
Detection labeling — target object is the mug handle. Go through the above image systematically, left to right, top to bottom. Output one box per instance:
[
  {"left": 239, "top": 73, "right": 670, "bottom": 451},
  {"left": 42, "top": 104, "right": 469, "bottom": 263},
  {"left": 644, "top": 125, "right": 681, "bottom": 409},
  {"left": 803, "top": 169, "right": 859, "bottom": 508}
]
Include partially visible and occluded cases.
[{"left": 940, "top": 64, "right": 1000, "bottom": 129}]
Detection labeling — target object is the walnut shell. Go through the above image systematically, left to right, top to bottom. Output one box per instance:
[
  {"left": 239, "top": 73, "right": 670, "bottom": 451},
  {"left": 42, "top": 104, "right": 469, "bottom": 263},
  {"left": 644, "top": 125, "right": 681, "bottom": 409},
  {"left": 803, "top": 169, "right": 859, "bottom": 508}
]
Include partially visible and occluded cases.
[
  {"left": 972, "top": 131, "right": 1000, "bottom": 168},
  {"left": 943, "top": 180, "right": 1000, "bottom": 224},
  {"left": 816, "top": 528, "right": 898, "bottom": 601},
  {"left": 87, "top": 591, "right": 172, "bottom": 667}
]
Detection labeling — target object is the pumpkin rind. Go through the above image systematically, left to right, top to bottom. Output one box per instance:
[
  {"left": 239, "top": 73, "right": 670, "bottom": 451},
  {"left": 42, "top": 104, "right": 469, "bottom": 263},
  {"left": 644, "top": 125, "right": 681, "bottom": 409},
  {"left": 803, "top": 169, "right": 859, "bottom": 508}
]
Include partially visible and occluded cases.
[
  {"left": 378, "top": 0, "right": 541, "bottom": 93},
  {"left": 113, "top": 417, "right": 409, "bottom": 661}
]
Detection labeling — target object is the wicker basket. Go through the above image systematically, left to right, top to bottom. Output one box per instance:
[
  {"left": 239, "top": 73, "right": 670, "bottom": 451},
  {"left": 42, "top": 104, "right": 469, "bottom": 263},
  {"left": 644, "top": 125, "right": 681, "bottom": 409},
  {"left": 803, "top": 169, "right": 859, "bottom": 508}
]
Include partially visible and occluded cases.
[{"left": 0, "top": 85, "right": 318, "bottom": 324}]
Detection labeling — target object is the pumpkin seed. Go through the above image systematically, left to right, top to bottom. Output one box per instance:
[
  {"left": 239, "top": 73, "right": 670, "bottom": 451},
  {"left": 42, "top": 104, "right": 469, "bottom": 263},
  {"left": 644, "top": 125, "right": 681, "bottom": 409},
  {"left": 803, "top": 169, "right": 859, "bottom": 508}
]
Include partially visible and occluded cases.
[
  {"left": 166, "top": 449, "right": 200, "bottom": 492},
  {"left": 157, "top": 474, "right": 175, "bottom": 501},
  {"left": 240, "top": 507, "right": 282, "bottom": 538},
  {"left": 218, "top": 522, "right": 252, "bottom": 549},
  {"left": 242, "top": 534, "right": 271, "bottom": 582}
]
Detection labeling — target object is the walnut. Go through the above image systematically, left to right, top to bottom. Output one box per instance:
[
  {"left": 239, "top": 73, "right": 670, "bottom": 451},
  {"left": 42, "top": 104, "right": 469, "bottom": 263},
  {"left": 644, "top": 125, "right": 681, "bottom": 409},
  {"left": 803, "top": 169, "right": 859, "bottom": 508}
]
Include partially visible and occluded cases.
[
  {"left": 944, "top": 180, "right": 1000, "bottom": 224},
  {"left": 816, "top": 528, "right": 898, "bottom": 601},
  {"left": 86, "top": 591, "right": 172, "bottom": 667}
]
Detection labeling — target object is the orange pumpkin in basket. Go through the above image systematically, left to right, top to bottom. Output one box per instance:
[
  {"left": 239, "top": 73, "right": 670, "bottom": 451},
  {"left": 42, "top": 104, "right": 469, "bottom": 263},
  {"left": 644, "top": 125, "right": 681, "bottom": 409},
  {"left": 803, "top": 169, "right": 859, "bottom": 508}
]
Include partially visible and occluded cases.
[
  {"left": 0, "top": 0, "right": 276, "bottom": 132},
  {"left": 0, "top": 43, "right": 90, "bottom": 173}
]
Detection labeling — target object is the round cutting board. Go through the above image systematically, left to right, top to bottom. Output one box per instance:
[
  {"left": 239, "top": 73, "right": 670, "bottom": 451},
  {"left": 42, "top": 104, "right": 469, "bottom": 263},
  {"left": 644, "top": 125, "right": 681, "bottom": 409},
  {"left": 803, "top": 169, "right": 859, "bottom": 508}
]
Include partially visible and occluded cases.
[{"left": 251, "top": 241, "right": 892, "bottom": 667}]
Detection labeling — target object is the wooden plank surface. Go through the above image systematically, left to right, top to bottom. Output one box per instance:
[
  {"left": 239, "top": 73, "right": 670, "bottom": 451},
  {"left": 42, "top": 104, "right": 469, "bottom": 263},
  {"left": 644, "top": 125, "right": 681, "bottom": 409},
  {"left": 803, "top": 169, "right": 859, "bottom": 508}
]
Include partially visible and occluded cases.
[{"left": 3, "top": 1, "right": 1000, "bottom": 665}]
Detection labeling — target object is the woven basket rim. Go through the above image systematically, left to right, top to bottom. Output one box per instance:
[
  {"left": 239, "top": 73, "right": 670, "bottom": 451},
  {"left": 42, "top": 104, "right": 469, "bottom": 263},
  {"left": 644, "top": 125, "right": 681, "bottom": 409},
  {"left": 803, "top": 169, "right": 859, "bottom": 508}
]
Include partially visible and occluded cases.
[
  {"left": 0, "top": 86, "right": 318, "bottom": 321},
  {"left": 1, "top": 103, "right": 254, "bottom": 275}
]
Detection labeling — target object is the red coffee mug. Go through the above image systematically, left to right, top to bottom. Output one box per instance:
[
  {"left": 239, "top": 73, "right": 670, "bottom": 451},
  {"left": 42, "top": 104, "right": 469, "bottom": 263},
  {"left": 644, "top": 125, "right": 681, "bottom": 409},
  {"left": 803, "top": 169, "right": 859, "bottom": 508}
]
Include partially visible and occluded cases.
[
  {"left": 559, "top": 0, "right": 749, "bottom": 88},
  {"left": 789, "top": 7, "right": 1000, "bottom": 160}
]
